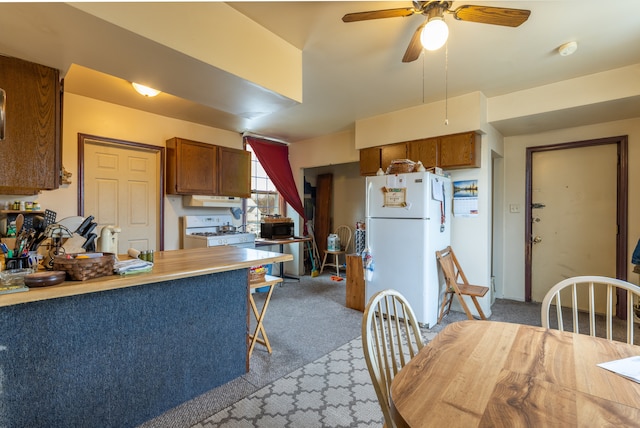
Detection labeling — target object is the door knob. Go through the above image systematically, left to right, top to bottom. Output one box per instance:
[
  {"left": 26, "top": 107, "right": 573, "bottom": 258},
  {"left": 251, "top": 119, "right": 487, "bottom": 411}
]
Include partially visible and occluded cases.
[
  {"left": 533, "top": 217, "right": 541, "bottom": 223},
  {"left": 532, "top": 236, "right": 542, "bottom": 244}
]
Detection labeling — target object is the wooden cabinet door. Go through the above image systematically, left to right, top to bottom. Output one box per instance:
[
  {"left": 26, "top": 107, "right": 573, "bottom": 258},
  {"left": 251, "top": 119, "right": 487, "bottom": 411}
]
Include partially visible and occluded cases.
[
  {"left": 0, "top": 56, "right": 60, "bottom": 194},
  {"left": 439, "top": 132, "right": 480, "bottom": 169},
  {"left": 166, "top": 138, "right": 217, "bottom": 195},
  {"left": 407, "top": 138, "right": 438, "bottom": 168},
  {"left": 381, "top": 143, "right": 407, "bottom": 172},
  {"left": 218, "top": 146, "right": 250, "bottom": 198},
  {"left": 359, "top": 147, "right": 381, "bottom": 176},
  {"left": 314, "top": 173, "right": 333, "bottom": 257}
]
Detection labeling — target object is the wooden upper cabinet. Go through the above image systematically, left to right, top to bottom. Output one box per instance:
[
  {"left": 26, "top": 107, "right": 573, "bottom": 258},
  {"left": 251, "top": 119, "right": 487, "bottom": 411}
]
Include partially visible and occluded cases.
[
  {"left": 0, "top": 55, "right": 61, "bottom": 195},
  {"left": 359, "top": 131, "right": 480, "bottom": 175},
  {"left": 439, "top": 131, "right": 480, "bottom": 169},
  {"left": 166, "top": 138, "right": 217, "bottom": 195},
  {"left": 166, "top": 138, "right": 251, "bottom": 197},
  {"left": 407, "top": 138, "right": 438, "bottom": 169},
  {"left": 360, "top": 143, "right": 409, "bottom": 176},
  {"left": 381, "top": 143, "right": 408, "bottom": 173},
  {"left": 218, "top": 146, "right": 250, "bottom": 198},
  {"left": 359, "top": 147, "right": 381, "bottom": 175}
]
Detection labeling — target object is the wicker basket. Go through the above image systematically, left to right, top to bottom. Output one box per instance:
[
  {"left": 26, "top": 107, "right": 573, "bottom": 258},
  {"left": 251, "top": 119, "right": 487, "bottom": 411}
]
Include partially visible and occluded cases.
[
  {"left": 386, "top": 159, "right": 415, "bottom": 174},
  {"left": 53, "top": 253, "right": 116, "bottom": 281},
  {"left": 249, "top": 265, "right": 266, "bottom": 282},
  {"left": 249, "top": 271, "right": 266, "bottom": 282}
]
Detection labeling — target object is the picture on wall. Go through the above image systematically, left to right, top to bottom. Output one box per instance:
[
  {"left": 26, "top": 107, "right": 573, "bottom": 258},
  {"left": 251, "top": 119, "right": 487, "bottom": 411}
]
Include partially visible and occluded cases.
[{"left": 453, "top": 179, "right": 479, "bottom": 217}]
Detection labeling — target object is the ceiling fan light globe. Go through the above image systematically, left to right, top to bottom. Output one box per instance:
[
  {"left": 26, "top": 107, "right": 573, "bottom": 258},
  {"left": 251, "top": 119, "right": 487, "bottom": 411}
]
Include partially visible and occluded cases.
[
  {"left": 420, "top": 18, "right": 449, "bottom": 51},
  {"left": 132, "top": 82, "right": 161, "bottom": 97}
]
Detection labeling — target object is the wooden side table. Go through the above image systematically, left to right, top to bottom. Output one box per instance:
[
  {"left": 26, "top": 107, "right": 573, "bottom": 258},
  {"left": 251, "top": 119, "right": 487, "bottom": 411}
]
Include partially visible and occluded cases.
[
  {"left": 346, "top": 254, "right": 365, "bottom": 311},
  {"left": 248, "top": 274, "right": 283, "bottom": 358}
]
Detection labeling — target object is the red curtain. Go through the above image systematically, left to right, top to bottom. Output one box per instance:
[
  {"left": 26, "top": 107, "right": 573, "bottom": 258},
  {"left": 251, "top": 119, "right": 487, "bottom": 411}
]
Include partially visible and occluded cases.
[{"left": 244, "top": 136, "right": 306, "bottom": 222}]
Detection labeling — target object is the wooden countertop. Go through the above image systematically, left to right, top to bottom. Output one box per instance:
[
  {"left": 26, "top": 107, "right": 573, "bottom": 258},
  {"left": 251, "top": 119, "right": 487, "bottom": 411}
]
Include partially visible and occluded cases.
[{"left": 0, "top": 246, "right": 292, "bottom": 307}]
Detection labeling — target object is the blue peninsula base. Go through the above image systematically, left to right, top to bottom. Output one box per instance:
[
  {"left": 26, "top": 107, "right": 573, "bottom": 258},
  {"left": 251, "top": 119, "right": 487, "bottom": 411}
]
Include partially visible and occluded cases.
[{"left": 0, "top": 269, "right": 247, "bottom": 427}]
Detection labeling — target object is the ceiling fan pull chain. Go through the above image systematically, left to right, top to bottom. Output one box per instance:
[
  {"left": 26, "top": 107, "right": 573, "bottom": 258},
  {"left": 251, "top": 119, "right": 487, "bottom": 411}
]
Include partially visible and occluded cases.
[
  {"left": 444, "top": 42, "right": 449, "bottom": 126},
  {"left": 422, "top": 53, "right": 426, "bottom": 105}
]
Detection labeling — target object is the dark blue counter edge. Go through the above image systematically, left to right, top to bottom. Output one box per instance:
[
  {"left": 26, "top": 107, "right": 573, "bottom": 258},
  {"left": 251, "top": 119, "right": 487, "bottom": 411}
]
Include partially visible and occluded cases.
[{"left": 0, "top": 268, "right": 248, "bottom": 428}]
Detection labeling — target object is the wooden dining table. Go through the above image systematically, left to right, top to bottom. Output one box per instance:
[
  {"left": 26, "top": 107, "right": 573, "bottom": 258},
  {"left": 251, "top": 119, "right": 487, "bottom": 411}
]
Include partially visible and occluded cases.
[{"left": 390, "top": 320, "right": 640, "bottom": 427}]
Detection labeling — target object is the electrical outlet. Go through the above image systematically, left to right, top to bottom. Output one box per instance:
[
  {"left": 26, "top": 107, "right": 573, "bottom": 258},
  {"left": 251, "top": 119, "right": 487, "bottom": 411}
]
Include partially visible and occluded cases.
[{"left": 509, "top": 204, "right": 520, "bottom": 213}]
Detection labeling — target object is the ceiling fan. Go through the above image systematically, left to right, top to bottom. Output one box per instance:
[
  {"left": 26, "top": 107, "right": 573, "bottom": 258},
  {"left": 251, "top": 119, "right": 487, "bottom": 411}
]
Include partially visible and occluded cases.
[{"left": 342, "top": 1, "right": 531, "bottom": 62}]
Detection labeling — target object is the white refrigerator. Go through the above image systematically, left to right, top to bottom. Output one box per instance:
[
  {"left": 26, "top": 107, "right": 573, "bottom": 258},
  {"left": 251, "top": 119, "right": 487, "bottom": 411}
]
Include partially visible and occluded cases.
[{"left": 365, "top": 171, "right": 451, "bottom": 327}]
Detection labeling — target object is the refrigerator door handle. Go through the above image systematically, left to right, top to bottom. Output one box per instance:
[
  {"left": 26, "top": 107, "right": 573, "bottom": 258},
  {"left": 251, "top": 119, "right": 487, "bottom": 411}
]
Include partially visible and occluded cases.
[{"left": 365, "top": 181, "right": 372, "bottom": 218}]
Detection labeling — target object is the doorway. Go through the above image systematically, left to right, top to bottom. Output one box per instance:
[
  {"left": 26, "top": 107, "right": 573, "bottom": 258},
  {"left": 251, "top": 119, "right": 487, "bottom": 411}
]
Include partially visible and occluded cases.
[
  {"left": 78, "top": 134, "right": 165, "bottom": 253},
  {"left": 525, "top": 136, "right": 628, "bottom": 313}
]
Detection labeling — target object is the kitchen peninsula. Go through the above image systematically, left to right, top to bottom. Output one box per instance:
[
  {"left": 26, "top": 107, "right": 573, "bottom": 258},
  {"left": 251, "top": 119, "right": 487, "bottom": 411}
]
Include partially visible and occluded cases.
[{"left": 0, "top": 246, "right": 292, "bottom": 427}]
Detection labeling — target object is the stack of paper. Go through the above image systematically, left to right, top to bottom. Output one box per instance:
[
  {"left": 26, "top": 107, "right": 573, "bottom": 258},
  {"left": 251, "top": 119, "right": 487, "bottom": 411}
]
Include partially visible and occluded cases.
[{"left": 598, "top": 356, "right": 640, "bottom": 383}]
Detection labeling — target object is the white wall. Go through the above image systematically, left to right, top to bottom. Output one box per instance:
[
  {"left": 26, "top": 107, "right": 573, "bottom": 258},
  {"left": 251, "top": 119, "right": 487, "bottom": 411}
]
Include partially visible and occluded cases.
[
  {"left": 71, "top": 2, "right": 303, "bottom": 103},
  {"left": 489, "top": 65, "right": 640, "bottom": 124},
  {"left": 355, "top": 92, "right": 485, "bottom": 149},
  {"left": 26, "top": 93, "right": 243, "bottom": 251},
  {"left": 501, "top": 117, "right": 640, "bottom": 300},
  {"left": 444, "top": 127, "right": 503, "bottom": 317}
]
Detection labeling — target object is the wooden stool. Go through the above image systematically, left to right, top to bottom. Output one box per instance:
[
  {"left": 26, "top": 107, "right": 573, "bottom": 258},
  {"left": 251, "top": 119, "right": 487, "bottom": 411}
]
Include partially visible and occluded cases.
[
  {"left": 320, "top": 225, "right": 353, "bottom": 276},
  {"left": 248, "top": 274, "right": 282, "bottom": 358}
]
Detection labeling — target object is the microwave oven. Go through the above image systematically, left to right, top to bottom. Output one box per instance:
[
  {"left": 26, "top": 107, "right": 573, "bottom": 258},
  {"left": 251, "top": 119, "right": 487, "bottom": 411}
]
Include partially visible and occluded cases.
[{"left": 260, "top": 222, "right": 294, "bottom": 239}]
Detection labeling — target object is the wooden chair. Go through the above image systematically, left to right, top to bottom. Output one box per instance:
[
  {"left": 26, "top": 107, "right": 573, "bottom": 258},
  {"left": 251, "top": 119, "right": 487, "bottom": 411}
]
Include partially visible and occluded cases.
[
  {"left": 320, "top": 225, "right": 352, "bottom": 276},
  {"left": 436, "top": 246, "right": 489, "bottom": 323},
  {"left": 541, "top": 275, "right": 640, "bottom": 344},
  {"left": 362, "top": 289, "right": 424, "bottom": 428}
]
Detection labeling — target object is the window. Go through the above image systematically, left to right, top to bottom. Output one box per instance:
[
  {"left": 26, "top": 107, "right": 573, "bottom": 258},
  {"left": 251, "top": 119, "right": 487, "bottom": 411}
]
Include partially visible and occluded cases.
[{"left": 245, "top": 143, "right": 283, "bottom": 236}]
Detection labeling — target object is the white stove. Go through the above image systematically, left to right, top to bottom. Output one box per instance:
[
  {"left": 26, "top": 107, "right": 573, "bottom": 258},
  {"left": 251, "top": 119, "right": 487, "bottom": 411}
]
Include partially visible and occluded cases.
[{"left": 182, "top": 215, "right": 256, "bottom": 249}]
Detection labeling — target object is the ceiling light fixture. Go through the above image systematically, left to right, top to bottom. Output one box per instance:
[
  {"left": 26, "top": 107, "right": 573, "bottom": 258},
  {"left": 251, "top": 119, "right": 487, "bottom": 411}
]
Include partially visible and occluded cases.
[
  {"left": 420, "top": 5, "right": 449, "bottom": 51},
  {"left": 421, "top": 17, "right": 449, "bottom": 51},
  {"left": 558, "top": 41, "right": 578, "bottom": 56},
  {"left": 131, "top": 82, "right": 161, "bottom": 97}
]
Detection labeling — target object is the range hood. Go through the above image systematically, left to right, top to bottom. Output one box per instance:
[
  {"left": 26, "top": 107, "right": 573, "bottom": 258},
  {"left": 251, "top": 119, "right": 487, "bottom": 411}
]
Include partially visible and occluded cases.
[{"left": 183, "top": 195, "right": 243, "bottom": 208}]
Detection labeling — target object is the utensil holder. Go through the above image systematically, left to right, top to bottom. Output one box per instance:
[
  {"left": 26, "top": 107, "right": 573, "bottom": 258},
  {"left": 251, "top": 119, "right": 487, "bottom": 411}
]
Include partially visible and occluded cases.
[{"left": 5, "top": 256, "right": 30, "bottom": 270}]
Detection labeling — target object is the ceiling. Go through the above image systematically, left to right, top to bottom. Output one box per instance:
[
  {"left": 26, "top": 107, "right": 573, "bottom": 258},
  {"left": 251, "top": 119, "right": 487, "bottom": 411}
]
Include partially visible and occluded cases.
[{"left": 1, "top": 1, "right": 639, "bottom": 143}]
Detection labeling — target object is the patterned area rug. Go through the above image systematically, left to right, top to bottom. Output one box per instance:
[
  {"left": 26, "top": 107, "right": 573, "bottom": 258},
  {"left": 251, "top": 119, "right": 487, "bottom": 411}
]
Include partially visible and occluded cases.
[
  {"left": 196, "top": 330, "right": 439, "bottom": 428},
  {"left": 196, "top": 338, "right": 380, "bottom": 427}
]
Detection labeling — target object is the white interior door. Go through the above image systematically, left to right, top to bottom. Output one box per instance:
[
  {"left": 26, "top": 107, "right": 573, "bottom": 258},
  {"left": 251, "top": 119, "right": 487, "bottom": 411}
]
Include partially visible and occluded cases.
[
  {"left": 84, "top": 141, "right": 159, "bottom": 254},
  {"left": 531, "top": 144, "right": 617, "bottom": 311}
]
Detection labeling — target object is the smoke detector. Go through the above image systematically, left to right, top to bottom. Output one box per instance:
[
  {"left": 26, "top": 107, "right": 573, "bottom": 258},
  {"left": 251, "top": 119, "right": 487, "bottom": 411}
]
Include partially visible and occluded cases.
[{"left": 558, "top": 41, "right": 578, "bottom": 56}]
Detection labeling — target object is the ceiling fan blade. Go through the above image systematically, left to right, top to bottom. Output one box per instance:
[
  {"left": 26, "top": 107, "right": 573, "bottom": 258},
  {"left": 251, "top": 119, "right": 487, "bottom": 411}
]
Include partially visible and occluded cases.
[
  {"left": 452, "top": 5, "right": 531, "bottom": 27},
  {"left": 342, "top": 7, "right": 416, "bottom": 23},
  {"left": 402, "top": 22, "right": 427, "bottom": 63}
]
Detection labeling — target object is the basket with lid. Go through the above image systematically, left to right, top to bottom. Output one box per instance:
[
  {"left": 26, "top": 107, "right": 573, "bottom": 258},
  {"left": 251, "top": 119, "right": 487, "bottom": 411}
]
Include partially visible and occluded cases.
[
  {"left": 386, "top": 159, "right": 416, "bottom": 174},
  {"left": 53, "top": 252, "right": 116, "bottom": 281}
]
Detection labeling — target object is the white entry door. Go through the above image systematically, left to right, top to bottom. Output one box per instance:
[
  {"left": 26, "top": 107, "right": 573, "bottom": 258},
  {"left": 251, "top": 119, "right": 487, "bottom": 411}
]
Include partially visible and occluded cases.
[
  {"left": 83, "top": 140, "right": 160, "bottom": 254},
  {"left": 530, "top": 143, "right": 617, "bottom": 311}
]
